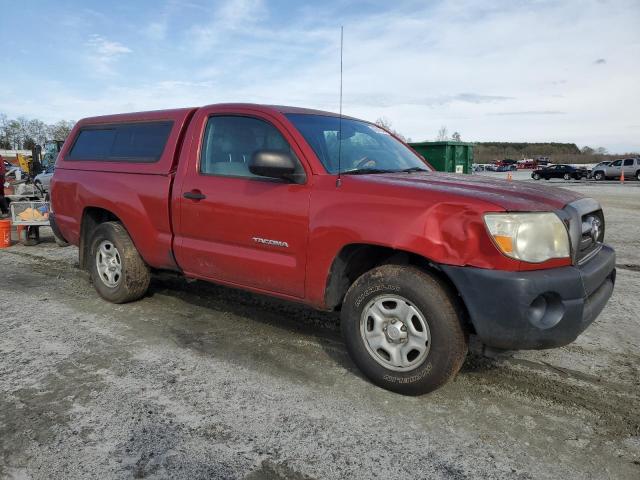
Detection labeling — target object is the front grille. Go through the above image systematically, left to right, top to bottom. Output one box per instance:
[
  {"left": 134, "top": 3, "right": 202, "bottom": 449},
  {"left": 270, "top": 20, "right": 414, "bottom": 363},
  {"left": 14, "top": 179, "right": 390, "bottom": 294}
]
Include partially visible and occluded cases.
[
  {"left": 559, "top": 199, "right": 606, "bottom": 266},
  {"left": 577, "top": 209, "right": 604, "bottom": 264}
]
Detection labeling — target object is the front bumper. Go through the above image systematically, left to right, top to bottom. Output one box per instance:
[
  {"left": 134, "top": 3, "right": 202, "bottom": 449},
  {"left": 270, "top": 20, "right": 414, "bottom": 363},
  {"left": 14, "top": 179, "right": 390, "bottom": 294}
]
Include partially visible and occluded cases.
[{"left": 441, "top": 245, "right": 616, "bottom": 350}]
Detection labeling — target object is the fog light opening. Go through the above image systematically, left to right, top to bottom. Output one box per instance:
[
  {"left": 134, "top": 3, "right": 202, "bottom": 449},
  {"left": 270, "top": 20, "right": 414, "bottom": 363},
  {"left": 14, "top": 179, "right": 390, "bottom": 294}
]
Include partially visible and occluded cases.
[{"left": 527, "top": 292, "right": 564, "bottom": 330}]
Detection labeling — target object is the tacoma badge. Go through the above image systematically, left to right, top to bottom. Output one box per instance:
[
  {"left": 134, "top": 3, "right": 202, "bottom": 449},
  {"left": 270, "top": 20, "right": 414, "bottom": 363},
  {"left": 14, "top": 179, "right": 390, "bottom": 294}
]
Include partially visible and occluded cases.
[{"left": 252, "top": 237, "right": 289, "bottom": 248}]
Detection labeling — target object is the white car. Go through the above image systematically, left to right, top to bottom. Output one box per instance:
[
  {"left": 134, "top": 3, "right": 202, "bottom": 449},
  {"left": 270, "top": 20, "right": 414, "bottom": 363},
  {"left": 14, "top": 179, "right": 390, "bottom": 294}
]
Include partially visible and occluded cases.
[{"left": 34, "top": 165, "right": 55, "bottom": 192}]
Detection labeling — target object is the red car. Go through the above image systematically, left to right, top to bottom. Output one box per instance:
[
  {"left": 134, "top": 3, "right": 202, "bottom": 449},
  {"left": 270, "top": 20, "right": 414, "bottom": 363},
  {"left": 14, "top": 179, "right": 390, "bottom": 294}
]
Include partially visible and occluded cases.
[
  {"left": 51, "top": 104, "right": 615, "bottom": 395},
  {"left": 517, "top": 160, "right": 537, "bottom": 169}
]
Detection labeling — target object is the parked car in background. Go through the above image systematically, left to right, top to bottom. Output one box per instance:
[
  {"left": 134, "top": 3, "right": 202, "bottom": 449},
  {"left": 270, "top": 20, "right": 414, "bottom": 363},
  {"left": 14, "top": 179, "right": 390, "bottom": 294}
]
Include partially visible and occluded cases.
[
  {"left": 591, "top": 158, "right": 640, "bottom": 181},
  {"left": 495, "top": 159, "right": 517, "bottom": 167},
  {"left": 517, "top": 159, "right": 536, "bottom": 169},
  {"left": 588, "top": 161, "right": 611, "bottom": 178},
  {"left": 531, "top": 164, "right": 588, "bottom": 181},
  {"left": 34, "top": 165, "right": 55, "bottom": 192}
]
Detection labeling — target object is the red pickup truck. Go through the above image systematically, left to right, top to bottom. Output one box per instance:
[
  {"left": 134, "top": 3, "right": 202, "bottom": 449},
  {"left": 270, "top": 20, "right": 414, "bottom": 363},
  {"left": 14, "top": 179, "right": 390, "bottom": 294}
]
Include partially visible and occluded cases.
[{"left": 51, "top": 104, "right": 615, "bottom": 395}]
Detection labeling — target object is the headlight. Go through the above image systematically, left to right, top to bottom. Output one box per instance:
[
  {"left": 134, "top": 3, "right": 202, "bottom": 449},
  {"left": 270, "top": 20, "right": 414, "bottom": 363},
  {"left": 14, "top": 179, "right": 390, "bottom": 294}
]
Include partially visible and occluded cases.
[{"left": 484, "top": 213, "right": 570, "bottom": 263}]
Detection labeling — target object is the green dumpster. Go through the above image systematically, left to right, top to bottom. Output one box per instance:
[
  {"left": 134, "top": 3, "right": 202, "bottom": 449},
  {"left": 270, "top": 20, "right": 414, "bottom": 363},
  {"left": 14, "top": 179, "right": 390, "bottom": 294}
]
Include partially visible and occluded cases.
[{"left": 408, "top": 141, "right": 474, "bottom": 174}]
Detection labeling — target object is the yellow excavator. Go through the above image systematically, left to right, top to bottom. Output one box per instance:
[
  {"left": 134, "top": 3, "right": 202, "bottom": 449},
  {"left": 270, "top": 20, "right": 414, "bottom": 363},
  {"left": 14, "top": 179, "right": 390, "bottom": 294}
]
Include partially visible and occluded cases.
[{"left": 15, "top": 140, "right": 63, "bottom": 177}]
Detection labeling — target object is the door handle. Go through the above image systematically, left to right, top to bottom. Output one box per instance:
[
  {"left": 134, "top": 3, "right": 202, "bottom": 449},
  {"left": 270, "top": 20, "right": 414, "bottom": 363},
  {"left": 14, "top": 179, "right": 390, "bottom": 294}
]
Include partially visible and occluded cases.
[{"left": 183, "top": 190, "right": 206, "bottom": 201}]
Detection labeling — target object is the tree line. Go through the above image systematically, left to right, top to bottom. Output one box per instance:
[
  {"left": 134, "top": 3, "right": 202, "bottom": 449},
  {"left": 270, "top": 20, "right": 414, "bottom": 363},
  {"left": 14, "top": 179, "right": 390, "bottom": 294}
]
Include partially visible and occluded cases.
[{"left": 0, "top": 113, "right": 75, "bottom": 150}]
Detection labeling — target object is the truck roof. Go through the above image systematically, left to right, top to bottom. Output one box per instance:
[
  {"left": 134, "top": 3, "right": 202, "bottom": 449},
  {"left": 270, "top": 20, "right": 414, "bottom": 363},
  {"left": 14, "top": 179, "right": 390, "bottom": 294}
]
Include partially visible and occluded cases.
[{"left": 77, "top": 103, "right": 351, "bottom": 125}]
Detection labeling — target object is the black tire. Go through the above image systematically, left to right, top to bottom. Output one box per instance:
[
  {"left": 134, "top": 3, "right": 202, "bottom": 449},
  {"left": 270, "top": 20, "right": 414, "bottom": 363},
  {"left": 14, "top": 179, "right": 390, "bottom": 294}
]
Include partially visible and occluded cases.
[
  {"left": 636, "top": 170, "right": 640, "bottom": 181},
  {"left": 594, "top": 171, "right": 605, "bottom": 181},
  {"left": 532, "top": 173, "right": 541, "bottom": 180},
  {"left": 563, "top": 173, "right": 571, "bottom": 181},
  {"left": 88, "top": 221, "right": 150, "bottom": 303},
  {"left": 341, "top": 265, "right": 468, "bottom": 395}
]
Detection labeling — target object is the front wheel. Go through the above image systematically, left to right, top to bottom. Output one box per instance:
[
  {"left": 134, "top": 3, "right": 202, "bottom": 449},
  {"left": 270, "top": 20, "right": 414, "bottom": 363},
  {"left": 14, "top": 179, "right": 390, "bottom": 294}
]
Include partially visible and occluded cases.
[
  {"left": 636, "top": 170, "right": 640, "bottom": 181},
  {"left": 594, "top": 171, "right": 605, "bottom": 181},
  {"left": 532, "top": 173, "right": 541, "bottom": 180},
  {"left": 563, "top": 173, "right": 571, "bottom": 180},
  {"left": 89, "top": 221, "right": 150, "bottom": 303},
  {"left": 341, "top": 265, "right": 468, "bottom": 395}
]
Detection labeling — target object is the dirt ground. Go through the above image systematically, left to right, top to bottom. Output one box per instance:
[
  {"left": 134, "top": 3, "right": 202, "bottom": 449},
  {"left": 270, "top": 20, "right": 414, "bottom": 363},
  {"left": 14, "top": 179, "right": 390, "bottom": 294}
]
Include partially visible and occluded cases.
[{"left": 1, "top": 180, "right": 639, "bottom": 479}]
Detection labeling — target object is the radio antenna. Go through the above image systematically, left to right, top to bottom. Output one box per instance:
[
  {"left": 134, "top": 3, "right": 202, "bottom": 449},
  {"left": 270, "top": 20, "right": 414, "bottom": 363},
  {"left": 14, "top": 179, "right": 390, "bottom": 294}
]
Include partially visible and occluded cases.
[{"left": 336, "top": 25, "right": 344, "bottom": 187}]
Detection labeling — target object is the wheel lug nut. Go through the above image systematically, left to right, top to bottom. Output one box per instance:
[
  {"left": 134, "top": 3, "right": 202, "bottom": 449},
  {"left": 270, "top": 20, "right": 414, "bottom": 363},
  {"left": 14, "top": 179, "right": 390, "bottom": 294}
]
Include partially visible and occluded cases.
[
  {"left": 391, "top": 319, "right": 396, "bottom": 324},
  {"left": 401, "top": 325, "right": 407, "bottom": 331}
]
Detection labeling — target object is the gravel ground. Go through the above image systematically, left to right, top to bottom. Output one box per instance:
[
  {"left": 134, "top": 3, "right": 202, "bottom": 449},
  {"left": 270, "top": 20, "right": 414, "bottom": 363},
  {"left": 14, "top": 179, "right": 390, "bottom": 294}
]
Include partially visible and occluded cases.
[{"left": 1, "top": 180, "right": 639, "bottom": 479}]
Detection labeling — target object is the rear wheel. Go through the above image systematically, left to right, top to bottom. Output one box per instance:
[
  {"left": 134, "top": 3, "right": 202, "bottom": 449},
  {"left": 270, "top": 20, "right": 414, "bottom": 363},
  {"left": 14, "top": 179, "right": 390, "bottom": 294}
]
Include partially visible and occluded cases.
[
  {"left": 636, "top": 170, "right": 640, "bottom": 181},
  {"left": 563, "top": 173, "right": 571, "bottom": 180},
  {"left": 89, "top": 221, "right": 150, "bottom": 303},
  {"left": 341, "top": 265, "right": 468, "bottom": 395}
]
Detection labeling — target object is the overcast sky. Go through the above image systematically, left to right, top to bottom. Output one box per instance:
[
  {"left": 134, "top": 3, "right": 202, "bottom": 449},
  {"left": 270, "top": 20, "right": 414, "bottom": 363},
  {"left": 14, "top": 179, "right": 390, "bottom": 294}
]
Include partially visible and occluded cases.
[{"left": 1, "top": 0, "right": 639, "bottom": 152}]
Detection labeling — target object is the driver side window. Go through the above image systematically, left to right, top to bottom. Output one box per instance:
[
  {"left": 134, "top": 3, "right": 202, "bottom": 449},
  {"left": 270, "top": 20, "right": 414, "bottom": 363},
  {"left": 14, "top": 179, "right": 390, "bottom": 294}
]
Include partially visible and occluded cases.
[
  {"left": 200, "top": 116, "right": 302, "bottom": 178},
  {"left": 611, "top": 160, "right": 622, "bottom": 167}
]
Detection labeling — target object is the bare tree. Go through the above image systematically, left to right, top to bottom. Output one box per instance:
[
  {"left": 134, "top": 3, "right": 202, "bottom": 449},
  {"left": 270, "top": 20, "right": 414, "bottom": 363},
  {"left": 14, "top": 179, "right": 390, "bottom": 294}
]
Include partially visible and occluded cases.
[
  {"left": 0, "top": 113, "right": 75, "bottom": 149},
  {"left": 0, "top": 113, "right": 10, "bottom": 149},
  {"left": 15, "top": 117, "right": 30, "bottom": 149},
  {"left": 375, "top": 117, "right": 407, "bottom": 142},
  {"left": 27, "top": 119, "right": 49, "bottom": 146},
  {"left": 5, "top": 120, "right": 22, "bottom": 149},
  {"left": 47, "top": 120, "right": 75, "bottom": 141},
  {"left": 436, "top": 126, "right": 448, "bottom": 141},
  {"left": 451, "top": 131, "right": 462, "bottom": 142},
  {"left": 23, "top": 136, "right": 36, "bottom": 150},
  {"left": 581, "top": 146, "right": 595, "bottom": 155},
  {"left": 595, "top": 146, "right": 608, "bottom": 155}
]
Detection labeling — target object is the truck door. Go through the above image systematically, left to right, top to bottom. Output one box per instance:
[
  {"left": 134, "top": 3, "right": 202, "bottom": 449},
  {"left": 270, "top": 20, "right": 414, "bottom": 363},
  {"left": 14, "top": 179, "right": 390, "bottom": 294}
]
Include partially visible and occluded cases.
[
  {"left": 174, "top": 111, "right": 311, "bottom": 299},
  {"left": 623, "top": 158, "right": 634, "bottom": 176},
  {"left": 609, "top": 159, "right": 622, "bottom": 177}
]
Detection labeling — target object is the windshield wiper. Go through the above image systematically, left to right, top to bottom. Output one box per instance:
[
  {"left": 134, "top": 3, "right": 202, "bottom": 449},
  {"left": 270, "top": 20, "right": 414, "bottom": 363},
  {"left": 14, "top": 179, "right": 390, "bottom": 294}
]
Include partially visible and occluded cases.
[
  {"left": 340, "top": 167, "right": 429, "bottom": 175},
  {"left": 340, "top": 168, "right": 398, "bottom": 175}
]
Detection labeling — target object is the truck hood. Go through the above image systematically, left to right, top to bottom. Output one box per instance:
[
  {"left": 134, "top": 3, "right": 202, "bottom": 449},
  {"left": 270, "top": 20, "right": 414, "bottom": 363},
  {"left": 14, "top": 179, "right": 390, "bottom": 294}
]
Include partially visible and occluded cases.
[{"left": 356, "top": 171, "right": 584, "bottom": 211}]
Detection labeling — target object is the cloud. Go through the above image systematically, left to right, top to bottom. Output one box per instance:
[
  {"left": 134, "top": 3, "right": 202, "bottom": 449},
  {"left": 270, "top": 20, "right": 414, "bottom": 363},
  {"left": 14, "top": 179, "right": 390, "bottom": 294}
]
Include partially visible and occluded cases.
[
  {"left": 2, "top": 0, "right": 639, "bottom": 153},
  {"left": 189, "top": 0, "right": 267, "bottom": 52},
  {"left": 218, "top": 0, "right": 266, "bottom": 27},
  {"left": 145, "top": 22, "right": 167, "bottom": 41},
  {"left": 86, "top": 34, "right": 131, "bottom": 75},
  {"left": 594, "top": 58, "right": 606, "bottom": 64},
  {"left": 340, "top": 93, "right": 513, "bottom": 108},
  {"left": 453, "top": 94, "right": 512, "bottom": 104},
  {"left": 489, "top": 111, "right": 567, "bottom": 116}
]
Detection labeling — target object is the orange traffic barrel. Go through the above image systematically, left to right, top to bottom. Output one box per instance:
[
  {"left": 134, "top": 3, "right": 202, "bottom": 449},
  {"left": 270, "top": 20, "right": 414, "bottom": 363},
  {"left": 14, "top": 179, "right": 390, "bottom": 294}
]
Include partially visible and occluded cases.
[{"left": 0, "top": 219, "right": 11, "bottom": 248}]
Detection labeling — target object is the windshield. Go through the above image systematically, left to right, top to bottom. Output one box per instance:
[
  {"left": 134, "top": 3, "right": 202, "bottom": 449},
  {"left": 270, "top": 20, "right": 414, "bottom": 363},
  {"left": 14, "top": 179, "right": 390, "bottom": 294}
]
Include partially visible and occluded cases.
[{"left": 285, "top": 113, "right": 430, "bottom": 174}]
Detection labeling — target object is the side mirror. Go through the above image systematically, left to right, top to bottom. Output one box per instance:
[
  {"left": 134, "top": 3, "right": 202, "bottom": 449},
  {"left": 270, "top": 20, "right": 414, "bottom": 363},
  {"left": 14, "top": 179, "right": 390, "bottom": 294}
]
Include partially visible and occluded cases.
[{"left": 249, "top": 150, "right": 300, "bottom": 182}]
